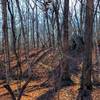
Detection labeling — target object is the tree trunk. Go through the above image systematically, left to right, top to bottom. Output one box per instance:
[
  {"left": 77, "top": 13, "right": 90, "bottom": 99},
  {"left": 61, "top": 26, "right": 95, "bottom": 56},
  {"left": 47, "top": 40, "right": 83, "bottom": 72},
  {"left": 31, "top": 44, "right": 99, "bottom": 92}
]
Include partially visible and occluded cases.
[
  {"left": 1, "top": 0, "right": 10, "bottom": 83},
  {"left": 8, "top": 0, "right": 22, "bottom": 78},
  {"left": 15, "top": 0, "right": 32, "bottom": 77},
  {"left": 53, "top": 0, "right": 61, "bottom": 46},
  {"left": 61, "top": 0, "right": 73, "bottom": 86},
  {"left": 77, "top": 0, "right": 94, "bottom": 99},
  {"left": 80, "top": 0, "right": 83, "bottom": 37},
  {"left": 81, "top": 0, "right": 94, "bottom": 90},
  {"left": 36, "top": 2, "right": 39, "bottom": 48},
  {"left": 32, "top": 9, "right": 35, "bottom": 48},
  {"left": 45, "top": 11, "right": 52, "bottom": 47}
]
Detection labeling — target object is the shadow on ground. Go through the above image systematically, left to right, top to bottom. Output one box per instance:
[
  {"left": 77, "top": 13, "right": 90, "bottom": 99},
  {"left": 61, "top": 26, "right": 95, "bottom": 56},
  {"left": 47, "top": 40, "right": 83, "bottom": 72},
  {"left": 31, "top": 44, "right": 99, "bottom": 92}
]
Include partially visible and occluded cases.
[{"left": 37, "top": 88, "right": 57, "bottom": 100}]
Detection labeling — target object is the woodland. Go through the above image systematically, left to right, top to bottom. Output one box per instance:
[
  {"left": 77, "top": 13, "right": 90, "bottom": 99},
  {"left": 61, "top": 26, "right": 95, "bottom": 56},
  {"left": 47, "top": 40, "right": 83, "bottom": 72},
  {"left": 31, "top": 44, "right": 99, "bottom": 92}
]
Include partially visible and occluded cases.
[{"left": 0, "top": 0, "right": 100, "bottom": 100}]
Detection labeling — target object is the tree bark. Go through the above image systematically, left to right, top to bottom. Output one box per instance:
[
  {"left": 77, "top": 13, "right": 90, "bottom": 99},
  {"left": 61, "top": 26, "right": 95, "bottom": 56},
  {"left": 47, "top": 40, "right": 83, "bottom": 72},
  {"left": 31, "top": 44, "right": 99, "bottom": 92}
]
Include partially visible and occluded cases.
[
  {"left": 1, "top": 0, "right": 10, "bottom": 83},
  {"left": 7, "top": 0, "right": 22, "bottom": 78},
  {"left": 15, "top": 0, "right": 32, "bottom": 76},
  {"left": 53, "top": 0, "right": 61, "bottom": 46},
  {"left": 61, "top": 0, "right": 73, "bottom": 86},
  {"left": 77, "top": 0, "right": 94, "bottom": 99},
  {"left": 81, "top": 0, "right": 94, "bottom": 90},
  {"left": 36, "top": 1, "right": 39, "bottom": 48}
]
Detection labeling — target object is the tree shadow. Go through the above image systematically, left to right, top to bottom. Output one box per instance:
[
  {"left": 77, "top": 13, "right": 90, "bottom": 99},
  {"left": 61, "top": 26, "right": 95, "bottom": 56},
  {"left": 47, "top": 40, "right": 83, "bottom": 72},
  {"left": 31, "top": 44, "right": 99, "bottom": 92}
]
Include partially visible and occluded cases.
[
  {"left": 37, "top": 80, "right": 74, "bottom": 100},
  {"left": 36, "top": 88, "right": 57, "bottom": 100},
  {"left": 76, "top": 88, "right": 92, "bottom": 100}
]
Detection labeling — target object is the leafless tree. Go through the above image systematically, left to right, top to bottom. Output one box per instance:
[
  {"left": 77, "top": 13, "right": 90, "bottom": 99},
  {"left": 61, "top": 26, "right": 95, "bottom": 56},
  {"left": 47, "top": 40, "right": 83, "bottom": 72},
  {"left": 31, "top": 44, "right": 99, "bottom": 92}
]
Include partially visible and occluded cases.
[
  {"left": 1, "top": 0, "right": 10, "bottom": 83},
  {"left": 61, "top": 0, "right": 73, "bottom": 86},
  {"left": 77, "top": 0, "right": 94, "bottom": 99}
]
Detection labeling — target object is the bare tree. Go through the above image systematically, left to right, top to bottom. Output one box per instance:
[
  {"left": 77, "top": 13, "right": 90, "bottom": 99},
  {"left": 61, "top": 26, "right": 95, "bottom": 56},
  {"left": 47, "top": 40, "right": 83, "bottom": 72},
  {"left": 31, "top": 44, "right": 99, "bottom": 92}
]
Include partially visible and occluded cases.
[
  {"left": 1, "top": 0, "right": 10, "bottom": 83},
  {"left": 7, "top": 0, "right": 22, "bottom": 77},
  {"left": 15, "top": 0, "right": 32, "bottom": 77},
  {"left": 35, "top": 0, "right": 40, "bottom": 48},
  {"left": 43, "top": 0, "right": 52, "bottom": 47},
  {"left": 53, "top": 0, "right": 61, "bottom": 46},
  {"left": 61, "top": 0, "right": 73, "bottom": 86},
  {"left": 77, "top": 0, "right": 94, "bottom": 99},
  {"left": 80, "top": 0, "right": 84, "bottom": 36},
  {"left": 31, "top": 7, "right": 36, "bottom": 48}
]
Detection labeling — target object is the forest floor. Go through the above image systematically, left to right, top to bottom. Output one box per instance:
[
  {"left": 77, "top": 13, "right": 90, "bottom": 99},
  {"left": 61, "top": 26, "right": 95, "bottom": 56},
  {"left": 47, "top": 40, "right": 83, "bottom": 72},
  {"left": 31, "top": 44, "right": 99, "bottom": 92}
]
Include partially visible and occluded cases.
[{"left": 0, "top": 48, "right": 100, "bottom": 100}]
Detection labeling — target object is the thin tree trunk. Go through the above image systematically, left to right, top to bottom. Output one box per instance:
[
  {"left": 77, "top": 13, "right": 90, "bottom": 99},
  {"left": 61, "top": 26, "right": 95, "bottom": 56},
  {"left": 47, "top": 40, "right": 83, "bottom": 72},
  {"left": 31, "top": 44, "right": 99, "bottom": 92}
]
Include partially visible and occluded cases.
[
  {"left": 1, "top": 0, "right": 10, "bottom": 83},
  {"left": 7, "top": 0, "right": 22, "bottom": 77},
  {"left": 15, "top": 0, "right": 32, "bottom": 77},
  {"left": 53, "top": 0, "right": 61, "bottom": 46},
  {"left": 80, "top": 0, "right": 83, "bottom": 37},
  {"left": 36, "top": 2, "right": 39, "bottom": 48},
  {"left": 32, "top": 9, "right": 35, "bottom": 48},
  {"left": 45, "top": 11, "right": 52, "bottom": 47},
  {"left": 4, "top": 84, "right": 16, "bottom": 100}
]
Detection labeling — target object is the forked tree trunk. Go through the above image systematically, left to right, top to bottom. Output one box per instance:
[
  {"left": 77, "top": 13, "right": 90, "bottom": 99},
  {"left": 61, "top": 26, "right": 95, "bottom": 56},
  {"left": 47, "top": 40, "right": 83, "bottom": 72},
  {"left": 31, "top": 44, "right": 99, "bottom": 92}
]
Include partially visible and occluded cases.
[{"left": 7, "top": 0, "right": 22, "bottom": 78}]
